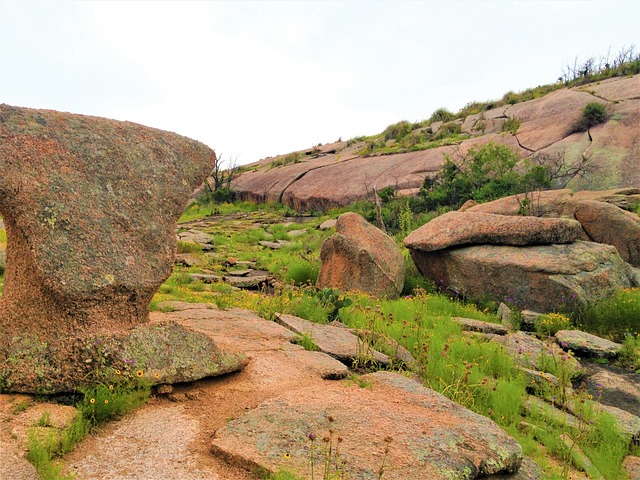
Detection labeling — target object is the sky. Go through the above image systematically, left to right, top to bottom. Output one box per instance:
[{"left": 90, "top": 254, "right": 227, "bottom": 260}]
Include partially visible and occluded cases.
[{"left": 1, "top": 1, "right": 638, "bottom": 166}]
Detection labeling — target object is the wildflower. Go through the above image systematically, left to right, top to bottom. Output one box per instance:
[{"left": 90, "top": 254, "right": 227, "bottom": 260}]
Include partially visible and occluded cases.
[
  {"left": 115, "top": 369, "right": 121, "bottom": 375},
  {"left": 136, "top": 370, "right": 144, "bottom": 377},
  {"left": 108, "top": 385, "right": 113, "bottom": 390},
  {"left": 90, "top": 398, "right": 96, "bottom": 404},
  {"left": 104, "top": 399, "right": 109, "bottom": 404},
  {"left": 308, "top": 432, "right": 316, "bottom": 441},
  {"left": 283, "top": 452, "right": 291, "bottom": 459}
]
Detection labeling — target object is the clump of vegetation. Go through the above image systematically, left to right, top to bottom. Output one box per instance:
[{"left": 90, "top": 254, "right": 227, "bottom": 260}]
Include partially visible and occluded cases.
[
  {"left": 569, "top": 102, "right": 609, "bottom": 134},
  {"left": 502, "top": 116, "right": 522, "bottom": 135},
  {"left": 382, "top": 120, "right": 413, "bottom": 142},
  {"left": 419, "top": 142, "right": 548, "bottom": 210},
  {"left": 269, "top": 152, "right": 303, "bottom": 169},
  {"left": 576, "top": 287, "right": 640, "bottom": 340},
  {"left": 536, "top": 312, "right": 572, "bottom": 337},
  {"left": 26, "top": 364, "right": 151, "bottom": 479}
]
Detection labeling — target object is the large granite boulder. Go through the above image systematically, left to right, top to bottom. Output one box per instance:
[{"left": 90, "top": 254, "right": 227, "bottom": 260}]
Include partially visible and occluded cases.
[
  {"left": 0, "top": 105, "right": 246, "bottom": 393},
  {"left": 465, "top": 188, "right": 640, "bottom": 268},
  {"left": 573, "top": 200, "right": 640, "bottom": 266},
  {"left": 404, "top": 211, "right": 584, "bottom": 251},
  {"left": 317, "top": 212, "right": 405, "bottom": 298},
  {"left": 408, "top": 241, "right": 637, "bottom": 313},
  {"left": 211, "top": 371, "right": 523, "bottom": 479}
]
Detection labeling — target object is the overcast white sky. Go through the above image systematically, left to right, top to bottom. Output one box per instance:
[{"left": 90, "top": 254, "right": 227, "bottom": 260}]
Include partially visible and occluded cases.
[{"left": 1, "top": 1, "right": 638, "bottom": 165}]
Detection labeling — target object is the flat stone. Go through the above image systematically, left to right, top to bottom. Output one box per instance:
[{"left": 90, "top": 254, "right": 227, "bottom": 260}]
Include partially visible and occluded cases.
[
  {"left": 404, "top": 211, "right": 583, "bottom": 252},
  {"left": 318, "top": 219, "right": 337, "bottom": 230},
  {"left": 287, "top": 229, "right": 307, "bottom": 237},
  {"left": 178, "top": 230, "right": 214, "bottom": 245},
  {"left": 258, "top": 240, "right": 282, "bottom": 249},
  {"left": 175, "top": 253, "right": 206, "bottom": 267},
  {"left": 226, "top": 269, "right": 252, "bottom": 277},
  {"left": 190, "top": 273, "right": 223, "bottom": 283},
  {"left": 223, "top": 273, "right": 271, "bottom": 289},
  {"left": 276, "top": 313, "right": 390, "bottom": 366},
  {"left": 453, "top": 317, "right": 509, "bottom": 335},
  {"left": 1, "top": 321, "right": 247, "bottom": 394},
  {"left": 555, "top": 330, "right": 622, "bottom": 359},
  {"left": 494, "top": 332, "right": 582, "bottom": 374},
  {"left": 284, "top": 350, "right": 349, "bottom": 380},
  {"left": 581, "top": 362, "right": 640, "bottom": 418},
  {"left": 210, "top": 371, "right": 523, "bottom": 479},
  {"left": 523, "top": 396, "right": 581, "bottom": 430},
  {"left": 559, "top": 433, "right": 604, "bottom": 480}
]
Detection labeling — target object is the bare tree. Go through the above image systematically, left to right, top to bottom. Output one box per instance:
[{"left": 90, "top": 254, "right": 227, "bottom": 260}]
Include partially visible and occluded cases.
[{"left": 209, "top": 153, "right": 240, "bottom": 192}]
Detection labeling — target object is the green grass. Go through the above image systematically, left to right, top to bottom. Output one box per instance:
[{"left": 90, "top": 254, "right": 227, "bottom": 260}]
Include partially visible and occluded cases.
[{"left": 576, "top": 287, "right": 640, "bottom": 340}]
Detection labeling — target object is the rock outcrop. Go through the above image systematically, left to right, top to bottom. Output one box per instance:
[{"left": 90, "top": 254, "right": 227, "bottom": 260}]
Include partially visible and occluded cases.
[
  {"left": 232, "top": 75, "right": 640, "bottom": 211},
  {"left": 0, "top": 105, "right": 246, "bottom": 393},
  {"left": 405, "top": 188, "right": 640, "bottom": 312},
  {"left": 466, "top": 188, "right": 640, "bottom": 267},
  {"left": 403, "top": 211, "right": 584, "bottom": 251},
  {"left": 317, "top": 212, "right": 405, "bottom": 298},
  {"left": 408, "top": 241, "right": 635, "bottom": 313},
  {"left": 211, "top": 371, "right": 523, "bottom": 479}
]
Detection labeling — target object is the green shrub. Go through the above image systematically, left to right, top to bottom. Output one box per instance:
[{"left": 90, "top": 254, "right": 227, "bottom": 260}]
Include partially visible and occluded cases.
[
  {"left": 570, "top": 102, "right": 608, "bottom": 133},
  {"left": 429, "top": 108, "right": 455, "bottom": 123},
  {"left": 502, "top": 117, "right": 522, "bottom": 135},
  {"left": 383, "top": 120, "right": 413, "bottom": 141},
  {"left": 434, "top": 122, "right": 461, "bottom": 140},
  {"left": 420, "top": 142, "right": 524, "bottom": 210},
  {"left": 176, "top": 241, "right": 203, "bottom": 254},
  {"left": 284, "top": 259, "right": 318, "bottom": 286},
  {"left": 535, "top": 312, "right": 572, "bottom": 337}
]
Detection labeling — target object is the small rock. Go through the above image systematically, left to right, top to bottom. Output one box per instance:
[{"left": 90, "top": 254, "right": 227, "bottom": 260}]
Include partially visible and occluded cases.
[
  {"left": 318, "top": 219, "right": 337, "bottom": 230},
  {"left": 287, "top": 229, "right": 307, "bottom": 237},
  {"left": 258, "top": 241, "right": 282, "bottom": 249},
  {"left": 175, "top": 253, "right": 205, "bottom": 268},
  {"left": 226, "top": 269, "right": 252, "bottom": 277},
  {"left": 190, "top": 273, "right": 222, "bottom": 283},
  {"left": 223, "top": 273, "right": 271, "bottom": 289},
  {"left": 497, "top": 302, "right": 514, "bottom": 328},
  {"left": 520, "top": 310, "right": 543, "bottom": 330},
  {"left": 276, "top": 313, "right": 390, "bottom": 366},
  {"left": 453, "top": 317, "right": 509, "bottom": 335},
  {"left": 555, "top": 330, "right": 622, "bottom": 359},
  {"left": 284, "top": 350, "right": 349, "bottom": 380},
  {"left": 155, "top": 384, "right": 174, "bottom": 395},
  {"left": 168, "top": 393, "right": 188, "bottom": 402},
  {"left": 623, "top": 456, "right": 640, "bottom": 480}
]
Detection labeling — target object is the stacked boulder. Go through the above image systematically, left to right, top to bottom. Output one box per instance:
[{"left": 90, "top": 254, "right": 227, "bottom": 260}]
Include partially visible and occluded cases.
[{"left": 404, "top": 188, "right": 640, "bottom": 313}]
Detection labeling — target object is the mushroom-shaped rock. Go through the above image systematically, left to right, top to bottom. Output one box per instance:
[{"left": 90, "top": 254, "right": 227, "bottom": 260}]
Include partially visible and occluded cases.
[
  {"left": 0, "top": 105, "right": 246, "bottom": 393},
  {"left": 404, "top": 211, "right": 584, "bottom": 252},
  {"left": 317, "top": 212, "right": 405, "bottom": 298}
]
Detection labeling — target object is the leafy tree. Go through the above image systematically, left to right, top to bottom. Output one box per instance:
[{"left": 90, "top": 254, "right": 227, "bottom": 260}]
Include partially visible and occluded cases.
[{"left": 419, "top": 143, "right": 550, "bottom": 210}]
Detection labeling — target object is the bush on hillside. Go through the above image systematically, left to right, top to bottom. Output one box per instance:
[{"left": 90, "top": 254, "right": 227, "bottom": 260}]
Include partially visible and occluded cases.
[
  {"left": 570, "top": 102, "right": 609, "bottom": 134},
  {"left": 383, "top": 121, "right": 413, "bottom": 142},
  {"left": 419, "top": 143, "right": 551, "bottom": 210}
]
